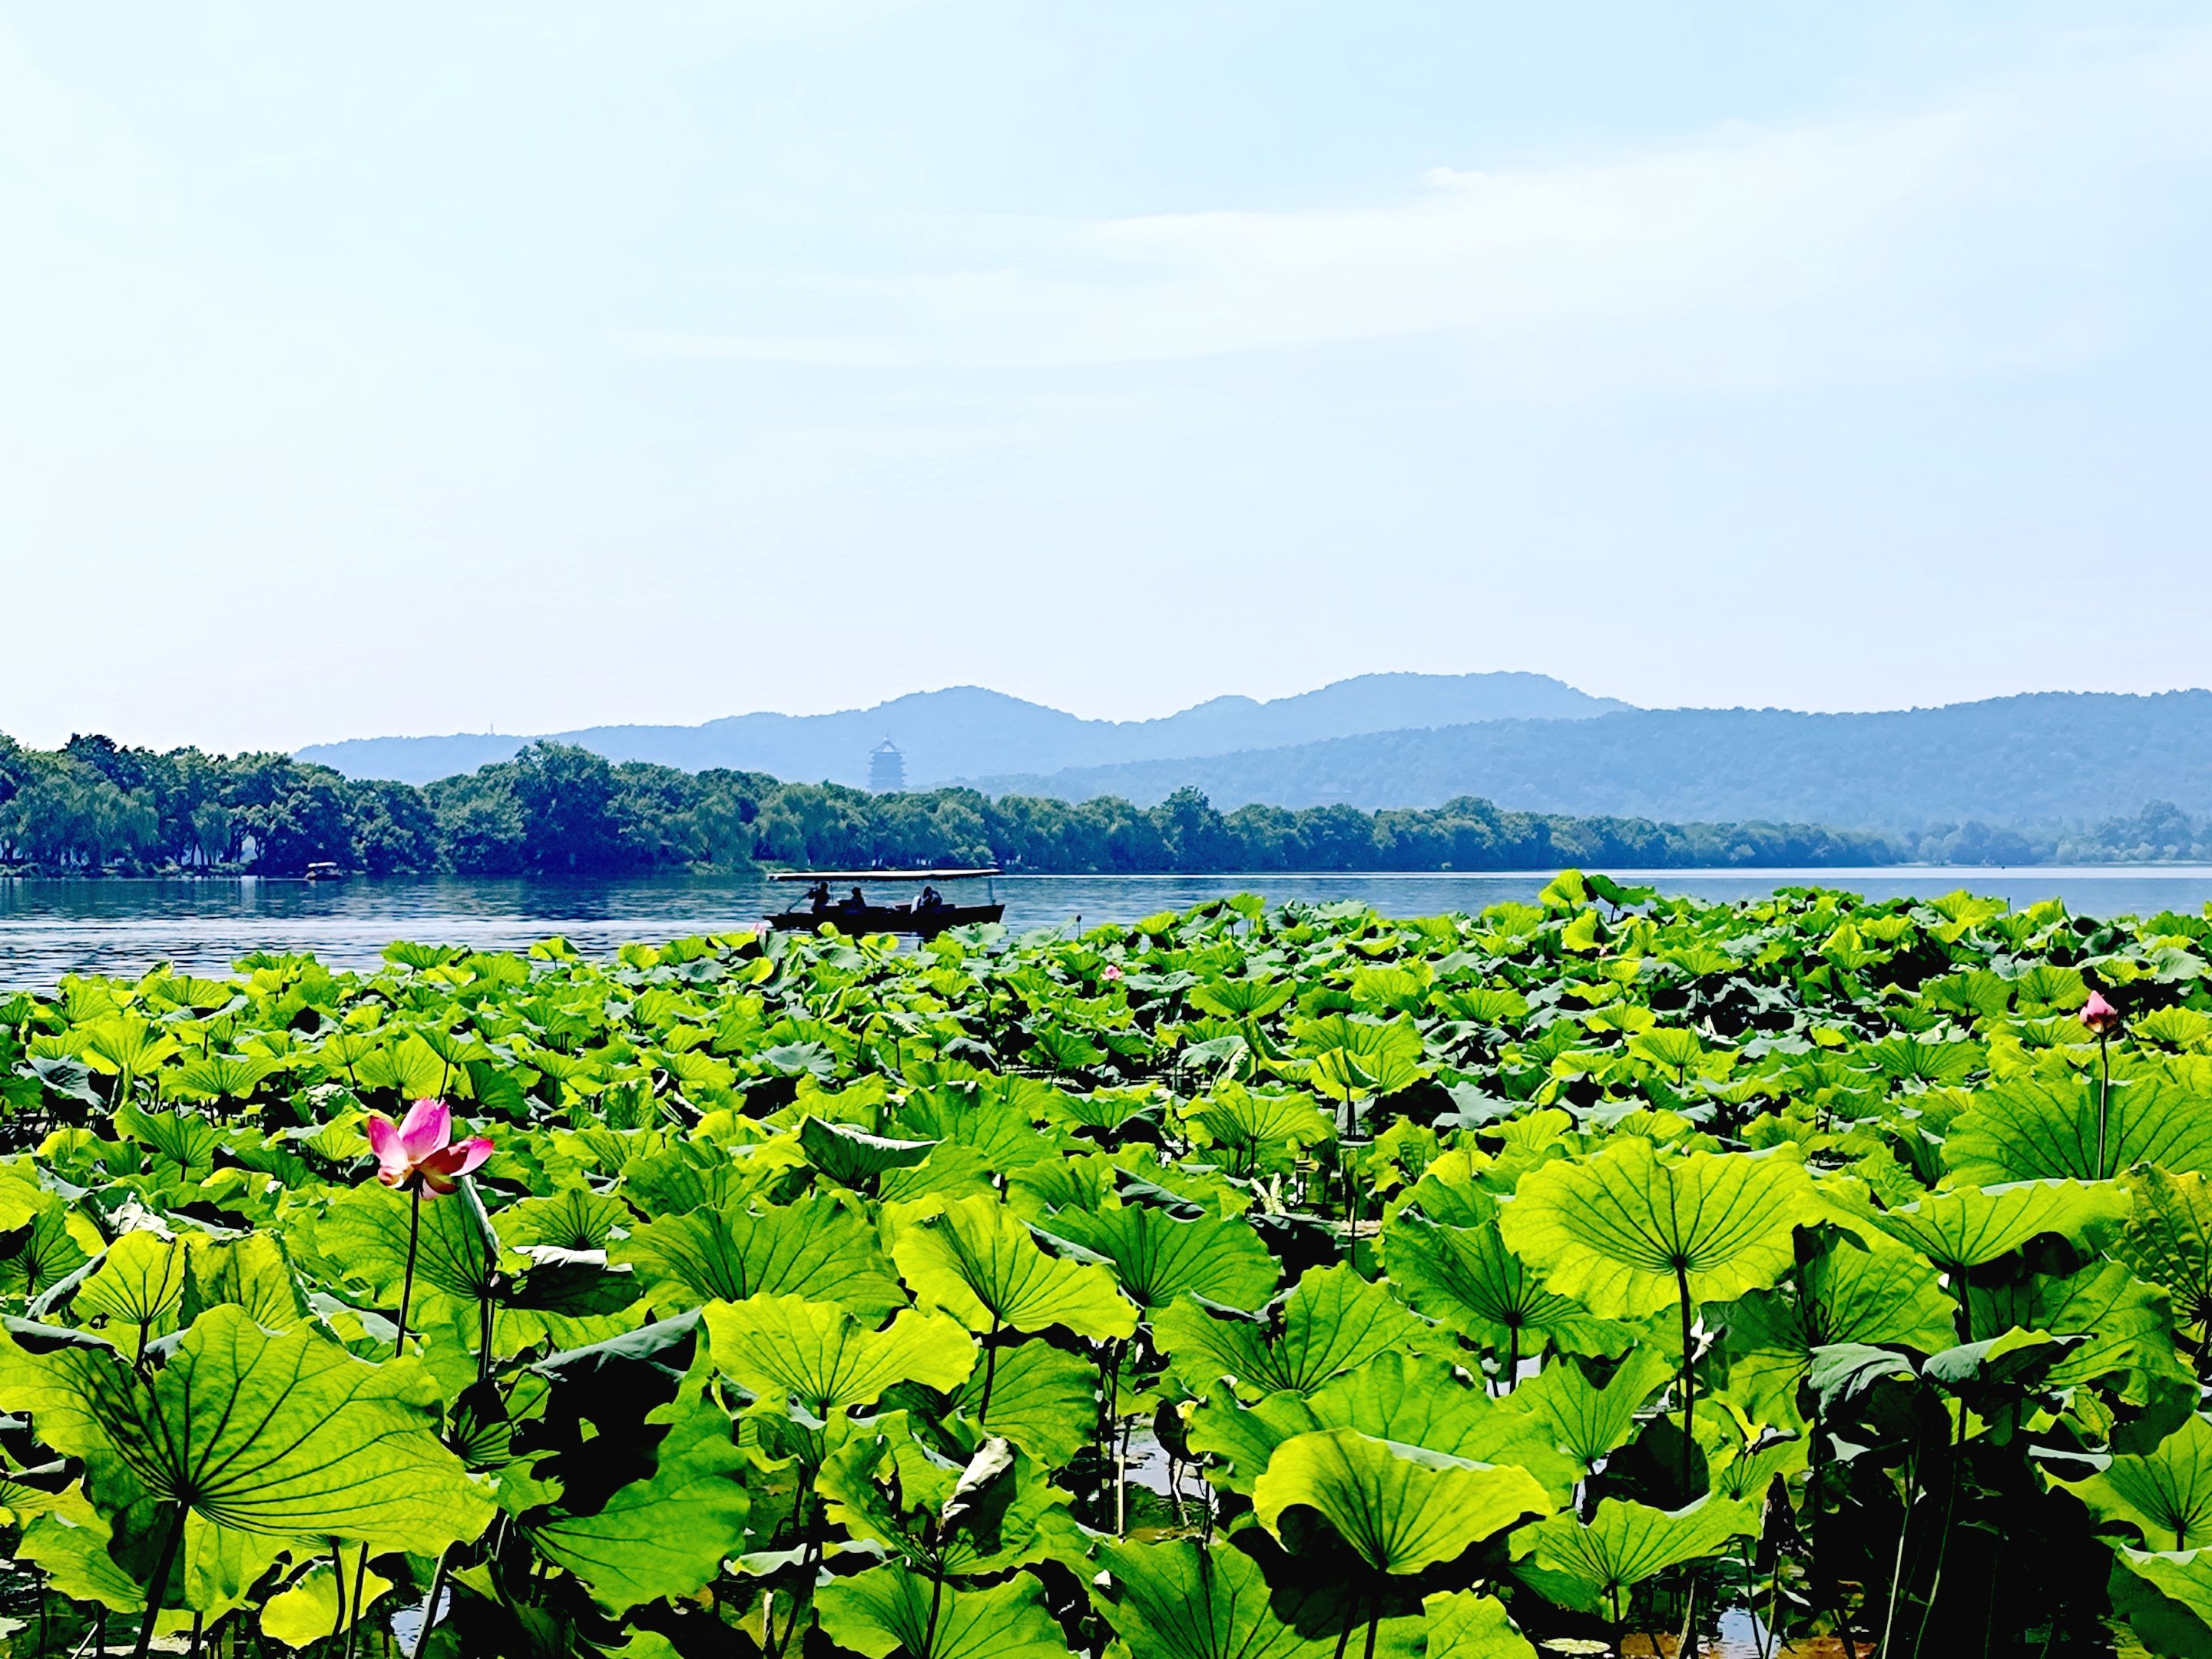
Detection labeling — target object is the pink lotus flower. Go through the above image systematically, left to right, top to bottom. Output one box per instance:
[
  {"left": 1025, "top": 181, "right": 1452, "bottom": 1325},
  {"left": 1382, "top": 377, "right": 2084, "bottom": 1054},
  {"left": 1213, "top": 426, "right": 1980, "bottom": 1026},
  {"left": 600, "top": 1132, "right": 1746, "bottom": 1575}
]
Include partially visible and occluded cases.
[
  {"left": 1103, "top": 964, "right": 1124, "bottom": 981},
  {"left": 2081, "top": 990, "right": 2123, "bottom": 1038},
  {"left": 366, "top": 1099, "right": 492, "bottom": 1195}
]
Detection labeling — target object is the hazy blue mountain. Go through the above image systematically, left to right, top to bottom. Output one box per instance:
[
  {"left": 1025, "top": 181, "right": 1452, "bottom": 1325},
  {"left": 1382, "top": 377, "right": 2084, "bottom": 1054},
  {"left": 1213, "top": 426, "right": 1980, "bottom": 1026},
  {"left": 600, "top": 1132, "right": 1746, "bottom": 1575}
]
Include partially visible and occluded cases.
[
  {"left": 295, "top": 672, "right": 1624, "bottom": 786},
  {"left": 969, "top": 691, "right": 2212, "bottom": 830}
]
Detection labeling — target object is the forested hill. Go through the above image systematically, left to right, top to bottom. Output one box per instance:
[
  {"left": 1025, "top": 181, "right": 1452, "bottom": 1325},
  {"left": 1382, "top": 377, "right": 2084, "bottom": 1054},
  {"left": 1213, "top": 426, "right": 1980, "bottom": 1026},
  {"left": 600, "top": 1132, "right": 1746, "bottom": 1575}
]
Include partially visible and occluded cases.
[
  {"left": 295, "top": 672, "right": 1625, "bottom": 787},
  {"left": 972, "top": 691, "right": 2212, "bottom": 827},
  {"left": 8, "top": 730, "right": 2212, "bottom": 878},
  {"left": 2, "top": 733, "right": 1896, "bottom": 877}
]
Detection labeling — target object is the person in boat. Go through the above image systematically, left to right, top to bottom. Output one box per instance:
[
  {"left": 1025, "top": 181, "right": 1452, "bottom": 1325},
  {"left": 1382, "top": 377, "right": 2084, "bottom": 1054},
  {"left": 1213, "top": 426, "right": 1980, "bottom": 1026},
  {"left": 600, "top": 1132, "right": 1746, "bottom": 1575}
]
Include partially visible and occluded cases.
[
  {"left": 805, "top": 880, "right": 832, "bottom": 914},
  {"left": 913, "top": 885, "right": 944, "bottom": 914},
  {"left": 837, "top": 886, "right": 868, "bottom": 912}
]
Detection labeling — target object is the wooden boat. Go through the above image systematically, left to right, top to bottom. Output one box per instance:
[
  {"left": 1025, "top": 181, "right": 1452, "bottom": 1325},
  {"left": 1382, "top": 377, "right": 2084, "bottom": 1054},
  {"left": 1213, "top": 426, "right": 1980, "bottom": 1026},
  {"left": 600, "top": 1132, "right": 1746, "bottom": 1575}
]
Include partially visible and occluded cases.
[
  {"left": 303, "top": 861, "right": 346, "bottom": 882},
  {"left": 766, "top": 868, "right": 1004, "bottom": 938}
]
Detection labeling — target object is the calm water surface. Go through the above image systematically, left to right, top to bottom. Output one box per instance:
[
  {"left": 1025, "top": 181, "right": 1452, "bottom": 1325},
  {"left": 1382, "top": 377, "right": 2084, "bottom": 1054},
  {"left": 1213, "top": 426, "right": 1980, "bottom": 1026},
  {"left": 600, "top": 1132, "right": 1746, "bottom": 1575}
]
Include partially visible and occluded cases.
[{"left": 4, "top": 866, "right": 2211, "bottom": 988}]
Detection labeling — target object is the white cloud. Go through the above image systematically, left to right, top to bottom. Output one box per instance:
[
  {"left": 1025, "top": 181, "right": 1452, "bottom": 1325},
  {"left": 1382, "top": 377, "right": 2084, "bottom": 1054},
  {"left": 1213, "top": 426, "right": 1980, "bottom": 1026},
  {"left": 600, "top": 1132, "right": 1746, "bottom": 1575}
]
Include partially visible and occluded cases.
[{"left": 639, "top": 39, "right": 2210, "bottom": 391}]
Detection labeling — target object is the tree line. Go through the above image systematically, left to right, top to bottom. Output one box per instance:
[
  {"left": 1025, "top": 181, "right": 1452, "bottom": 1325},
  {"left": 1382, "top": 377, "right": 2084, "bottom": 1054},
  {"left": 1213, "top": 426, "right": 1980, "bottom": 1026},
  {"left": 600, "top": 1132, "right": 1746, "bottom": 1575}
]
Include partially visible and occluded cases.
[{"left": 2, "top": 730, "right": 2174, "bottom": 877}]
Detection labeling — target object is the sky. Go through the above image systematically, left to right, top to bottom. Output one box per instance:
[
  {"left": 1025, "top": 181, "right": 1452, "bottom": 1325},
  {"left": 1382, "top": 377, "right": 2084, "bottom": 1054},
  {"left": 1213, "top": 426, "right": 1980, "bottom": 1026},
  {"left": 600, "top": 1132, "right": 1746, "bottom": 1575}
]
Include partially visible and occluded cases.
[{"left": 3, "top": 2, "right": 2210, "bottom": 754}]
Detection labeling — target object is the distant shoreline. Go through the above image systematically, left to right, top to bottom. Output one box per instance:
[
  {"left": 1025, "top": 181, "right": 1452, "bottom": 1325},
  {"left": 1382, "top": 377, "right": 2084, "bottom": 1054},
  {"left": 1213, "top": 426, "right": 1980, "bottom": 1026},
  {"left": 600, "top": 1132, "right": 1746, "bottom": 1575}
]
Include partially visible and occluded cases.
[{"left": 11, "top": 862, "right": 2212, "bottom": 882}]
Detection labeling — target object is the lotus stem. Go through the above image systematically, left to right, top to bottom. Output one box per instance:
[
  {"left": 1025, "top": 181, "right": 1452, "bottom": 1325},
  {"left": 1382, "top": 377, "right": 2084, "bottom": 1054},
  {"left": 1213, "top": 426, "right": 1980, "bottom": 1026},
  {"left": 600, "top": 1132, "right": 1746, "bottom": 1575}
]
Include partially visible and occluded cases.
[
  {"left": 2095, "top": 1030, "right": 2110, "bottom": 1177},
  {"left": 395, "top": 1181, "right": 423, "bottom": 1358},
  {"left": 1674, "top": 1260, "right": 1696, "bottom": 1498},
  {"left": 979, "top": 1314, "right": 1003, "bottom": 1419},
  {"left": 1115, "top": 1400, "right": 1135, "bottom": 1536},
  {"left": 1909, "top": 1409, "right": 1966, "bottom": 1658},
  {"left": 1879, "top": 1452, "right": 1919, "bottom": 1659},
  {"left": 130, "top": 1502, "right": 186, "bottom": 1659},
  {"left": 923, "top": 1534, "right": 947, "bottom": 1659},
  {"left": 346, "top": 1543, "right": 369, "bottom": 1659},
  {"left": 331, "top": 1544, "right": 347, "bottom": 1647},
  {"left": 409, "top": 1547, "right": 450, "bottom": 1659}
]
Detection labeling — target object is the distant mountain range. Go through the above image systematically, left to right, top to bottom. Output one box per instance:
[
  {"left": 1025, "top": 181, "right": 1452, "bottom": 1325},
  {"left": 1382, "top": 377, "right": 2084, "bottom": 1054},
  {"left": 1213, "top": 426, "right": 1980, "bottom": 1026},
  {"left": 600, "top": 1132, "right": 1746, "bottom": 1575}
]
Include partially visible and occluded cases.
[
  {"left": 294, "top": 672, "right": 1627, "bottom": 787},
  {"left": 300, "top": 681, "right": 2212, "bottom": 833},
  {"left": 972, "top": 691, "right": 2212, "bottom": 830}
]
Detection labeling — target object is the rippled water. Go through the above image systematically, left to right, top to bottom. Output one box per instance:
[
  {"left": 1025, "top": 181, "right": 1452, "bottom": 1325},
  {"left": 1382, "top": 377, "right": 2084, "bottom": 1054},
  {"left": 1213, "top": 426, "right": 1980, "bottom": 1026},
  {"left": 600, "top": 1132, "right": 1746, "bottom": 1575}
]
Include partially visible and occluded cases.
[{"left": 3, "top": 866, "right": 2210, "bottom": 987}]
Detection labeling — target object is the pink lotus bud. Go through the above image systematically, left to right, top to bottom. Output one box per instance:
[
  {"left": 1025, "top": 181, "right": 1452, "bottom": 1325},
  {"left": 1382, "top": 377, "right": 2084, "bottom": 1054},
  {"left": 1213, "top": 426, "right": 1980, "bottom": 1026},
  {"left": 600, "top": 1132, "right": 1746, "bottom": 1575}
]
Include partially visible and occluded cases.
[
  {"left": 1103, "top": 964, "right": 1124, "bottom": 981},
  {"left": 2080, "top": 990, "right": 2122, "bottom": 1038}
]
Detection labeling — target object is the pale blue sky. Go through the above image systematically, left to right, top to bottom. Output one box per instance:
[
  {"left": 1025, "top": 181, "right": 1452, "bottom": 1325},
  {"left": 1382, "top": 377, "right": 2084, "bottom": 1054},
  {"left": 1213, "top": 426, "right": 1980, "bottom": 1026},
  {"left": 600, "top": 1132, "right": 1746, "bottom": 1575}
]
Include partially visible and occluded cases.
[{"left": 3, "top": 3, "right": 2209, "bottom": 752}]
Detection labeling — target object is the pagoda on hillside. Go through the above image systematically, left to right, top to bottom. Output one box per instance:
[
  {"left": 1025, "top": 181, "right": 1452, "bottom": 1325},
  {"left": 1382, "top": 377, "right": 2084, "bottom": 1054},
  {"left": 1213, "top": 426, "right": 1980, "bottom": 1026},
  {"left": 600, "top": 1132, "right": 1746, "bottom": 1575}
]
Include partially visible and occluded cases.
[{"left": 869, "top": 740, "right": 906, "bottom": 793}]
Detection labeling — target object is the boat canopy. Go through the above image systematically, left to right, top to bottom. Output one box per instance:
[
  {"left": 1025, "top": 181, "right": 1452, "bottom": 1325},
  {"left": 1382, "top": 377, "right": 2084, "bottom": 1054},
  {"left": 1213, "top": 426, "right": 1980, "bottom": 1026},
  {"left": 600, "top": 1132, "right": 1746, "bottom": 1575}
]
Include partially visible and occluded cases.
[{"left": 767, "top": 868, "right": 999, "bottom": 882}]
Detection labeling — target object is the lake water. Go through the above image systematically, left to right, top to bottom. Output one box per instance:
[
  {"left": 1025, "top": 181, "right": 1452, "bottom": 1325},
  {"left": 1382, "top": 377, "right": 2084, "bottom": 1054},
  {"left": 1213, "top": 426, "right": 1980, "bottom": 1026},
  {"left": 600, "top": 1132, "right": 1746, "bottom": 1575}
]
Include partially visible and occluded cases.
[{"left": 3, "top": 866, "right": 2210, "bottom": 988}]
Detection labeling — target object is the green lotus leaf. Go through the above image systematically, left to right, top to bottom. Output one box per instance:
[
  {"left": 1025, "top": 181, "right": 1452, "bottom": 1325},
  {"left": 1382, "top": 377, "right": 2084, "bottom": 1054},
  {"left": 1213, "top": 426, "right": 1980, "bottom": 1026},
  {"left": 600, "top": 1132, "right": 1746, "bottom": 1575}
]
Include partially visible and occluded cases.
[
  {"left": 1189, "top": 978, "right": 1297, "bottom": 1021},
  {"left": 80, "top": 1018, "right": 180, "bottom": 1084},
  {"left": 1626, "top": 1028, "right": 1706, "bottom": 1080},
  {"left": 351, "top": 1034, "right": 452, "bottom": 1101},
  {"left": 164, "top": 1054, "right": 277, "bottom": 1105},
  {"left": 1945, "top": 1074, "right": 2212, "bottom": 1185},
  {"left": 897, "top": 1081, "right": 1064, "bottom": 1174},
  {"left": 1186, "top": 1084, "right": 1336, "bottom": 1171},
  {"left": 112, "top": 1104, "right": 220, "bottom": 1182},
  {"left": 800, "top": 1115, "right": 940, "bottom": 1186},
  {"left": 1498, "top": 1141, "right": 1820, "bottom": 1320},
  {"left": 882, "top": 1143, "right": 1003, "bottom": 1206},
  {"left": 2118, "top": 1167, "right": 2212, "bottom": 1340},
  {"left": 1872, "top": 1179, "right": 2128, "bottom": 1270},
  {"left": 0, "top": 1180, "right": 91, "bottom": 1300},
  {"left": 311, "top": 1180, "right": 497, "bottom": 1304},
  {"left": 502, "top": 1186, "right": 632, "bottom": 1251},
  {"left": 615, "top": 1191, "right": 905, "bottom": 1323},
  {"left": 892, "top": 1194, "right": 1137, "bottom": 1340},
  {"left": 1034, "top": 1203, "right": 1279, "bottom": 1312},
  {"left": 1382, "top": 1214, "right": 1599, "bottom": 1360},
  {"left": 70, "top": 1230, "right": 194, "bottom": 1359},
  {"left": 1722, "top": 1231, "right": 1955, "bottom": 1416},
  {"left": 181, "top": 1233, "right": 307, "bottom": 1334},
  {"left": 1967, "top": 1258, "right": 2184, "bottom": 1399},
  {"left": 1157, "top": 1263, "right": 1432, "bottom": 1399},
  {"left": 704, "top": 1293, "right": 975, "bottom": 1414},
  {"left": 0, "top": 1303, "right": 492, "bottom": 1555},
  {"left": 1918, "top": 1326, "right": 2073, "bottom": 1392},
  {"left": 939, "top": 1336, "right": 1097, "bottom": 1465},
  {"left": 1806, "top": 1341, "right": 1919, "bottom": 1412},
  {"left": 1505, "top": 1347, "right": 1675, "bottom": 1472},
  {"left": 1302, "top": 1353, "right": 1578, "bottom": 1498},
  {"left": 523, "top": 1366, "right": 750, "bottom": 1613},
  {"left": 1186, "top": 1393, "right": 1326, "bottom": 1494},
  {"left": 2059, "top": 1414, "right": 2212, "bottom": 1552},
  {"left": 1253, "top": 1428, "right": 1550, "bottom": 1574},
  {"left": 820, "top": 1429, "right": 1066, "bottom": 1578},
  {"left": 1707, "top": 1430, "right": 1806, "bottom": 1505},
  {"left": 0, "top": 1456, "right": 67, "bottom": 1527},
  {"left": 15, "top": 1484, "right": 149, "bottom": 1614},
  {"left": 1508, "top": 1495, "right": 1756, "bottom": 1620},
  {"left": 1092, "top": 1536, "right": 1429, "bottom": 1659},
  {"left": 1094, "top": 1537, "right": 1335, "bottom": 1659},
  {"left": 2121, "top": 1547, "right": 2212, "bottom": 1641},
  {"left": 258, "top": 1551, "right": 393, "bottom": 1650},
  {"left": 816, "top": 1561, "right": 1068, "bottom": 1659},
  {"left": 1419, "top": 1591, "right": 1538, "bottom": 1659}
]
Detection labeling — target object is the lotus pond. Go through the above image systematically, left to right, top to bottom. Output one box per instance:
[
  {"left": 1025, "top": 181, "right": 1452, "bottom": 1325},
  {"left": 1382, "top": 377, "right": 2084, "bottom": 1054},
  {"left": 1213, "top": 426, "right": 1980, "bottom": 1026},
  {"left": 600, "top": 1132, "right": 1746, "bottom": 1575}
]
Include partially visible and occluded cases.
[{"left": 2, "top": 875, "right": 2210, "bottom": 1657}]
